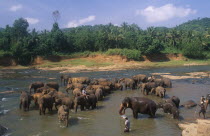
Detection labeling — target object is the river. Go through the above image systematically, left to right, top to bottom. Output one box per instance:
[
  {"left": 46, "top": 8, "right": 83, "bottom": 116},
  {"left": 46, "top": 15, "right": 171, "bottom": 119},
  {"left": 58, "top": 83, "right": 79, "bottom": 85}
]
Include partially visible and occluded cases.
[{"left": 0, "top": 65, "right": 210, "bottom": 136}]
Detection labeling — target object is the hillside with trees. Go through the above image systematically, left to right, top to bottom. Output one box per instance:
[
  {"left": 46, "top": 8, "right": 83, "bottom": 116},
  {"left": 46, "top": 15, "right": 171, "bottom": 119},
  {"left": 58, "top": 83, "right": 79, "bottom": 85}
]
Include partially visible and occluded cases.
[{"left": 0, "top": 17, "right": 210, "bottom": 65}]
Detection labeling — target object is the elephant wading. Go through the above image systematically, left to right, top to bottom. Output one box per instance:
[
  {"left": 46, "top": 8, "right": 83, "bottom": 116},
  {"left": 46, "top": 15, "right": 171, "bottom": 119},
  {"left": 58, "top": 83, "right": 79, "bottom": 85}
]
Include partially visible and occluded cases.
[
  {"left": 132, "top": 74, "right": 148, "bottom": 84},
  {"left": 60, "top": 75, "right": 71, "bottom": 86},
  {"left": 68, "top": 77, "right": 90, "bottom": 84},
  {"left": 119, "top": 78, "right": 135, "bottom": 90},
  {"left": 29, "top": 82, "right": 44, "bottom": 94},
  {"left": 45, "top": 82, "right": 59, "bottom": 91},
  {"left": 140, "top": 82, "right": 157, "bottom": 95},
  {"left": 66, "top": 83, "right": 84, "bottom": 93},
  {"left": 151, "top": 86, "right": 166, "bottom": 98},
  {"left": 19, "top": 91, "right": 31, "bottom": 111},
  {"left": 38, "top": 94, "right": 54, "bottom": 115},
  {"left": 85, "top": 94, "right": 97, "bottom": 110},
  {"left": 74, "top": 95, "right": 86, "bottom": 112},
  {"left": 165, "top": 96, "right": 180, "bottom": 108},
  {"left": 55, "top": 97, "right": 74, "bottom": 110},
  {"left": 119, "top": 97, "right": 157, "bottom": 119},
  {"left": 158, "top": 102, "right": 179, "bottom": 119},
  {"left": 58, "top": 105, "right": 69, "bottom": 127}
]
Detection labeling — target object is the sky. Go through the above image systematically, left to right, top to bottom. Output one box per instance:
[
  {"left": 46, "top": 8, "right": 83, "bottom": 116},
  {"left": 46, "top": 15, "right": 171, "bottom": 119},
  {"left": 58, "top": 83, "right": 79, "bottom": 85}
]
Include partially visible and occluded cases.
[{"left": 0, "top": 0, "right": 210, "bottom": 30}]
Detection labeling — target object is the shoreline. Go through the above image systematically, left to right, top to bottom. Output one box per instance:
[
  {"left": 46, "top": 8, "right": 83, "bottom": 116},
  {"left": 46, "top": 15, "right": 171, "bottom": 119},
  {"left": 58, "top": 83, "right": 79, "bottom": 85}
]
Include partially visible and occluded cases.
[{"left": 0, "top": 54, "right": 210, "bottom": 73}]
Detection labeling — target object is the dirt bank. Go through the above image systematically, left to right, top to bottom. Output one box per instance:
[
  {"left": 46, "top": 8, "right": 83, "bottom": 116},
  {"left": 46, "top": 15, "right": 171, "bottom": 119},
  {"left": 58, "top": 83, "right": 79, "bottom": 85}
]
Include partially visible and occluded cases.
[
  {"left": 1, "top": 54, "right": 210, "bottom": 73},
  {"left": 179, "top": 119, "right": 210, "bottom": 136}
]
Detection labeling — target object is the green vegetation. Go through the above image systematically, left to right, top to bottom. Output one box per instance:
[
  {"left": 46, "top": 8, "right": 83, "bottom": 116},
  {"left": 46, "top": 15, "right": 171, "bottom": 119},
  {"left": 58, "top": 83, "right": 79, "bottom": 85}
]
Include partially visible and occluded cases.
[{"left": 0, "top": 17, "right": 210, "bottom": 65}]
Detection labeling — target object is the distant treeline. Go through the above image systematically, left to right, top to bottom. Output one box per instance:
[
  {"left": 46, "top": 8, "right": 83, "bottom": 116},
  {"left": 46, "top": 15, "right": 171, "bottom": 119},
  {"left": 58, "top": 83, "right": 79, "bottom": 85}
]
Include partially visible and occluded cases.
[{"left": 0, "top": 17, "right": 210, "bottom": 65}]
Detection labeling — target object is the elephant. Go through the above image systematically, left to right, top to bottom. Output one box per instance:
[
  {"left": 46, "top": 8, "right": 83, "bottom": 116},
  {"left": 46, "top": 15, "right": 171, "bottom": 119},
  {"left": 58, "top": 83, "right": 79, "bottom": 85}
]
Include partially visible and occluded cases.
[
  {"left": 132, "top": 74, "right": 148, "bottom": 84},
  {"left": 60, "top": 75, "right": 71, "bottom": 86},
  {"left": 68, "top": 77, "right": 90, "bottom": 84},
  {"left": 97, "top": 78, "right": 108, "bottom": 82},
  {"left": 111, "top": 78, "right": 119, "bottom": 84},
  {"left": 119, "top": 78, "right": 135, "bottom": 90},
  {"left": 162, "top": 78, "right": 172, "bottom": 88},
  {"left": 29, "top": 81, "right": 44, "bottom": 94},
  {"left": 98, "top": 81, "right": 114, "bottom": 89},
  {"left": 45, "top": 82, "right": 59, "bottom": 91},
  {"left": 140, "top": 82, "right": 157, "bottom": 95},
  {"left": 66, "top": 83, "right": 84, "bottom": 93},
  {"left": 114, "top": 83, "right": 123, "bottom": 91},
  {"left": 86, "top": 85, "right": 103, "bottom": 91},
  {"left": 36, "top": 86, "right": 50, "bottom": 93},
  {"left": 151, "top": 86, "right": 166, "bottom": 98},
  {"left": 72, "top": 88, "right": 82, "bottom": 96},
  {"left": 95, "top": 88, "right": 103, "bottom": 101},
  {"left": 86, "top": 89, "right": 95, "bottom": 95},
  {"left": 19, "top": 91, "right": 31, "bottom": 111},
  {"left": 31, "top": 93, "right": 42, "bottom": 106},
  {"left": 38, "top": 94, "right": 54, "bottom": 115},
  {"left": 85, "top": 94, "right": 97, "bottom": 110},
  {"left": 74, "top": 95, "right": 86, "bottom": 112},
  {"left": 165, "top": 96, "right": 180, "bottom": 108},
  {"left": 55, "top": 97, "right": 74, "bottom": 110},
  {"left": 119, "top": 97, "right": 157, "bottom": 119},
  {"left": 180, "top": 100, "right": 197, "bottom": 108},
  {"left": 157, "top": 102, "right": 179, "bottom": 119},
  {"left": 58, "top": 105, "right": 69, "bottom": 127}
]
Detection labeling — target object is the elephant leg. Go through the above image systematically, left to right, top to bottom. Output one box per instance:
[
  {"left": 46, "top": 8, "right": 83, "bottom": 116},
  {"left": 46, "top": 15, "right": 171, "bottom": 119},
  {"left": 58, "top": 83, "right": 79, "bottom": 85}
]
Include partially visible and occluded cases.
[
  {"left": 19, "top": 101, "right": 22, "bottom": 109},
  {"left": 133, "top": 110, "right": 138, "bottom": 119}
]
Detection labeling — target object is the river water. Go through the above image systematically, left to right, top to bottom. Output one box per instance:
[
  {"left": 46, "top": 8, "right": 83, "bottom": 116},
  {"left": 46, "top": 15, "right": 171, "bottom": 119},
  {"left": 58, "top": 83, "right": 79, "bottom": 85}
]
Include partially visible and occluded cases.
[{"left": 1, "top": 65, "right": 210, "bottom": 136}]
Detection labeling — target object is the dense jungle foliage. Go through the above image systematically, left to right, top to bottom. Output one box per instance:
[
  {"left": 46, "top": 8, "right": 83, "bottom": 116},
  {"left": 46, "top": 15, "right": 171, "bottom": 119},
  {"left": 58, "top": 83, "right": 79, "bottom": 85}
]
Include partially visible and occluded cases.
[{"left": 0, "top": 17, "right": 210, "bottom": 65}]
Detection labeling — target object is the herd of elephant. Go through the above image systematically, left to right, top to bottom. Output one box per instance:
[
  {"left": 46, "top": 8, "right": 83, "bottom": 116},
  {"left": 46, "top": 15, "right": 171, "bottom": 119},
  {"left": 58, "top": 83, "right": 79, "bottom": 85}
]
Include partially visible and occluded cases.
[{"left": 19, "top": 74, "right": 209, "bottom": 127}]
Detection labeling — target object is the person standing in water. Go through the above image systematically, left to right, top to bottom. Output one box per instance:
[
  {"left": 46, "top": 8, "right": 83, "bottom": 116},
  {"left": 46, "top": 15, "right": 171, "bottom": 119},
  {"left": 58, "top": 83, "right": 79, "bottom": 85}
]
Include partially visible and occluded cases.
[{"left": 124, "top": 117, "right": 130, "bottom": 132}]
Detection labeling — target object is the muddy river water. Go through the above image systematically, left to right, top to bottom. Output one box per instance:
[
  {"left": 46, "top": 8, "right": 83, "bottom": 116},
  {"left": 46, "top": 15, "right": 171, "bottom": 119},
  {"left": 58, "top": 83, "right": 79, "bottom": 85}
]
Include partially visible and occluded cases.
[{"left": 0, "top": 65, "right": 210, "bottom": 136}]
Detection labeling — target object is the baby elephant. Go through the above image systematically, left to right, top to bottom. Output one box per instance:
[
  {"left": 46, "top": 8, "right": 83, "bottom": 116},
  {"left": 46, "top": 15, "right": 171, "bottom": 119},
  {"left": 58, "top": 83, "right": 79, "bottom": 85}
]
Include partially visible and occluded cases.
[
  {"left": 19, "top": 91, "right": 31, "bottom": 111},
  {"left": 158, "top": 102, "right": 179, "bottom": 119},
  {"left": 58, "top": 105, "right": 69, "bottom": 127}
]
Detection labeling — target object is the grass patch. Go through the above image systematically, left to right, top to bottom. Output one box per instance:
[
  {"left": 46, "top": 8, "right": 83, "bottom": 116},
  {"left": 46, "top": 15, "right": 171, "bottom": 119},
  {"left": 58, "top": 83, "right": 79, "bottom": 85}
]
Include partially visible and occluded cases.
[{"left": 37, "top": 58, "right": 113, "bottom": 68}]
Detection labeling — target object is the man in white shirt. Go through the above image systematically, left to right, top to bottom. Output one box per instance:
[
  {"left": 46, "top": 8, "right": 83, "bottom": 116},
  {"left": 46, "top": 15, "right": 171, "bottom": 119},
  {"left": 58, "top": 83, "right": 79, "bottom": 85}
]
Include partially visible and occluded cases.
[{"left": 124, "top": 117, "right": 130, "bottom": 132}]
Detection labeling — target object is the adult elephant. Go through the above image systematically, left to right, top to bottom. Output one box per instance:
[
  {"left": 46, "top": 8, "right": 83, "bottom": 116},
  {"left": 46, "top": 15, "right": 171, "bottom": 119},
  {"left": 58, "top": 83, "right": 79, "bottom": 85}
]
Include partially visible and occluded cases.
[
  {"left": 132, "top": 74, "right": 148, "bottom": 84},
  {"left": 60, "top": 75, "right": 71, "bottom": 86},
  {"left": 68, "top": 77, "right": 90, "bottom": 84},
  {"left": 119, "top": 78, "right": 135, "bottom": 90},
  {"left": 162, "top": 78, "right": 172, "bottom": 88},
  {"left": 29, "top": 81, "right": 44, "bottom": 94},
  {"left": 98, "top": 81, "right": 113, "bottom": 90},
  {"left": 45, "top": 82, "right": 59, "bottom": 91},
  {"left": 140, "top": 82, "right": 157, "bottom": 95},
  {"left": 66, "top": 83, "right": 84, "bottom": 93},
  {"left": 114, "top": 83, "right": 123, "bottom": 91},
  {"left": 151, "top": 86, "right": 166, "bottom": 98},
  {"left": 72, "top": 88, "right": 82, "bottom": 96},
  {"left": 95, "top": 88, "right": 103, "bottom": 101},
  {"left": 19, "top": 91, "right": 31, "bottom": 111},
  {"left": 31, "top": 93, "right": 42, "bottom": 107},
  {"left": 38, "top": 94, "right": 54, "bottom": 115},
  {"left": 85, "top": 94, "right": 97, "bottom": 110},
  {"left": 74, "top": 95, "right": 86, "bottom": 112},
  {"left": 165, "top": 96, "right": 180, "bottom": 108},
  {"left": 55, "top": 97, "right": 74, "bottom": 110},
  {"left": 119, "top": 97, "right": 157, "bottom": 119},
  {"left": 180, "top": 100, "right": 197, "bottom": 108},
  {"left": 158, "top": 102, "right": 179, "bottom": 119}
]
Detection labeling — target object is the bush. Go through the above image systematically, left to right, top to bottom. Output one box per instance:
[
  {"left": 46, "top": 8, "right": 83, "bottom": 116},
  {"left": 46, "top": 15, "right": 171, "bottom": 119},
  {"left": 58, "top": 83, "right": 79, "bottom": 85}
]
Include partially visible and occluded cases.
[
  {"left": 182, "top": 41, "right": 206, "bottom": 59},
  {"left": 106, "top": 48, "right": 141, "bottom": 60}
]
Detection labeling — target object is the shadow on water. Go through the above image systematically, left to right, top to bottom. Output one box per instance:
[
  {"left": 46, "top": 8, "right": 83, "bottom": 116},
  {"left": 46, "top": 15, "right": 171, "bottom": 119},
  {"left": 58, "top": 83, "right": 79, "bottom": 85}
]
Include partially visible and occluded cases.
[{"left": 69, "top": 117, "right": 79, "bottom": 126}]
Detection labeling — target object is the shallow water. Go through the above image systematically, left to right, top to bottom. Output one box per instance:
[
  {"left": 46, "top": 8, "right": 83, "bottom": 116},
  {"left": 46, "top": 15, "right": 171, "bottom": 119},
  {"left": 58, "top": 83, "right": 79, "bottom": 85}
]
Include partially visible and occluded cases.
[{"left": 1, "top": 65, "right": 210, "bottom": 136}]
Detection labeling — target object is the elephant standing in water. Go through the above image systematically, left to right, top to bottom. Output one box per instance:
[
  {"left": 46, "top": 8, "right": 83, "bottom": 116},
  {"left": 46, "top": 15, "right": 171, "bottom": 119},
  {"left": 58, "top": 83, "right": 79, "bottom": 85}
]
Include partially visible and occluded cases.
[
  {"left": 132, "top": 74, "right": 148, "bottom": 84},
  {"left": 60, "top": 75, "right": 71, "bottom": 86},
  {"left": 29, "top": 82, "right": 44, "bottom": 94},
  {"left": 45, "top": 82, "right": 59, "bottom": 91},
  {"left": 151, "top": 86, "right": 166, "bottom": 98},
  {"left": 19, "top": 91, "right": 31, "bottom": 111},
  {"left": 165, "top": 96, "right": 180, "bottom": 108},
  {"left": 119, "top": 97, "right": 157, "bottom": 119},
  {"left": 157, "top": 102, "right": 179, "bottom": 119},
  {"left": 58, "top": 105, "right": 69, "bottom": 127}
]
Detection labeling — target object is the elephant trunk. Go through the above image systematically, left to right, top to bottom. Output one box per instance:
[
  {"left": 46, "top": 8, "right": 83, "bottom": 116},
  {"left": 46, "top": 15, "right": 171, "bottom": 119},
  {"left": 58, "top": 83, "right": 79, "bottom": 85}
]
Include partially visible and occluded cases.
[{"left": 119, "top": 104, "right": 126, "bottom": 115}]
